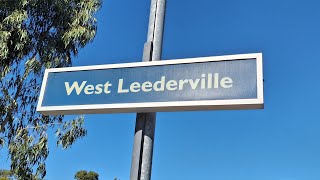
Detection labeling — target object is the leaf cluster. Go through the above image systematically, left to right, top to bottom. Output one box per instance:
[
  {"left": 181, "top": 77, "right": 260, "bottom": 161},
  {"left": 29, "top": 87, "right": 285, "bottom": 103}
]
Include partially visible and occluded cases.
[
  {"left": 0, "top": 169, "right": 13, "bottom": 180},
  {"left": 74, "top": 170, "right": 99, "bottom": 180}
]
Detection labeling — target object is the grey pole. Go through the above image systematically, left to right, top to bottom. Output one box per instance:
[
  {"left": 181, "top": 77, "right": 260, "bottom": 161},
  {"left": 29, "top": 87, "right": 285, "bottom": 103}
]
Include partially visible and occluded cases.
[{"left": 130, "top": 0, "right": 166, "bottom": 180}]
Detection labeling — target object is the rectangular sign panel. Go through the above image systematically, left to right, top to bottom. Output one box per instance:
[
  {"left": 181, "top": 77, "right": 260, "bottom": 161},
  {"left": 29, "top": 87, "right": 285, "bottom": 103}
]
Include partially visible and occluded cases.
[{"left": 37, "top": 53, "right": 263, "bottom": 115}]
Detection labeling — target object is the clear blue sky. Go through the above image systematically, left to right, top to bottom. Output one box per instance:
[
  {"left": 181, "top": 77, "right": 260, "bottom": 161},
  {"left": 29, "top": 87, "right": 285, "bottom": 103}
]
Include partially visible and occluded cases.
[{"left": 2, "top": 0, "right": 320, "bottom": 179}]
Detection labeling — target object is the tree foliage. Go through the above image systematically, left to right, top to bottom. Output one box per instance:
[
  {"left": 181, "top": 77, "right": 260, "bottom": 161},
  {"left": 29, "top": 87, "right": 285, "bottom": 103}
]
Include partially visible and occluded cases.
[
  {"left": 0, "top": 0, "right": 101, "bottom": 179},
  {"left": 0, "top": 169, "right": 13, "bottom": 180},
  {"left": 74, "top": 170, "right": 99, "bottom": 180}
]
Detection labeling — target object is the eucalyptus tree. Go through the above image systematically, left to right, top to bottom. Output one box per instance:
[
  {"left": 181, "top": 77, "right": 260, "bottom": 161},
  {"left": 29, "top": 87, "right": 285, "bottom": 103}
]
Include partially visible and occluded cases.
[{"left": 0, "top": 0, "right": 101, "bottom": 179}]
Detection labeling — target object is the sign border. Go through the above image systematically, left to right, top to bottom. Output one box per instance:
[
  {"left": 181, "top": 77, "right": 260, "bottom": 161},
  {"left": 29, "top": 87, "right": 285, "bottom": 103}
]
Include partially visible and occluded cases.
[{"left": 37, "top": 53, "right": 264, "bottom": 115}]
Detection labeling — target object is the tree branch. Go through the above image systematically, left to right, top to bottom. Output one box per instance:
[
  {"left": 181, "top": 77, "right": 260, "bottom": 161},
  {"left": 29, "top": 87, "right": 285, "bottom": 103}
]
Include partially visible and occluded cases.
[
  {"left": 0, "top": 52, "right": 38, "bottom": 133},
  {"left": 0, "top": 78, "right": 23, "bottom": 133}
]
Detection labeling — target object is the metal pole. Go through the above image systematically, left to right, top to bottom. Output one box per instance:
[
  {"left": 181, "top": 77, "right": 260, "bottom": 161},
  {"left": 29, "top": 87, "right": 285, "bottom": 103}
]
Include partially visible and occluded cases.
[{"left": 130, "top": 0, "right": 166, "bottom": 180}]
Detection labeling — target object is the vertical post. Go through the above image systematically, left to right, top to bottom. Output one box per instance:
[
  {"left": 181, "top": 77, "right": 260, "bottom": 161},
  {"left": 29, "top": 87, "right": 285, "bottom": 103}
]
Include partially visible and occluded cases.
[{"left": 130, "top": 0, "right": 166, "bottom": 180}]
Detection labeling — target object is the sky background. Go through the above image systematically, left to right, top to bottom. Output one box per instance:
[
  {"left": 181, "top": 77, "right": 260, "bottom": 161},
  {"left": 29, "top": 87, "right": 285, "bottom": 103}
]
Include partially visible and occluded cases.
[{"left": 2, "top": 0, "right": 320, "bottom": 179}]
